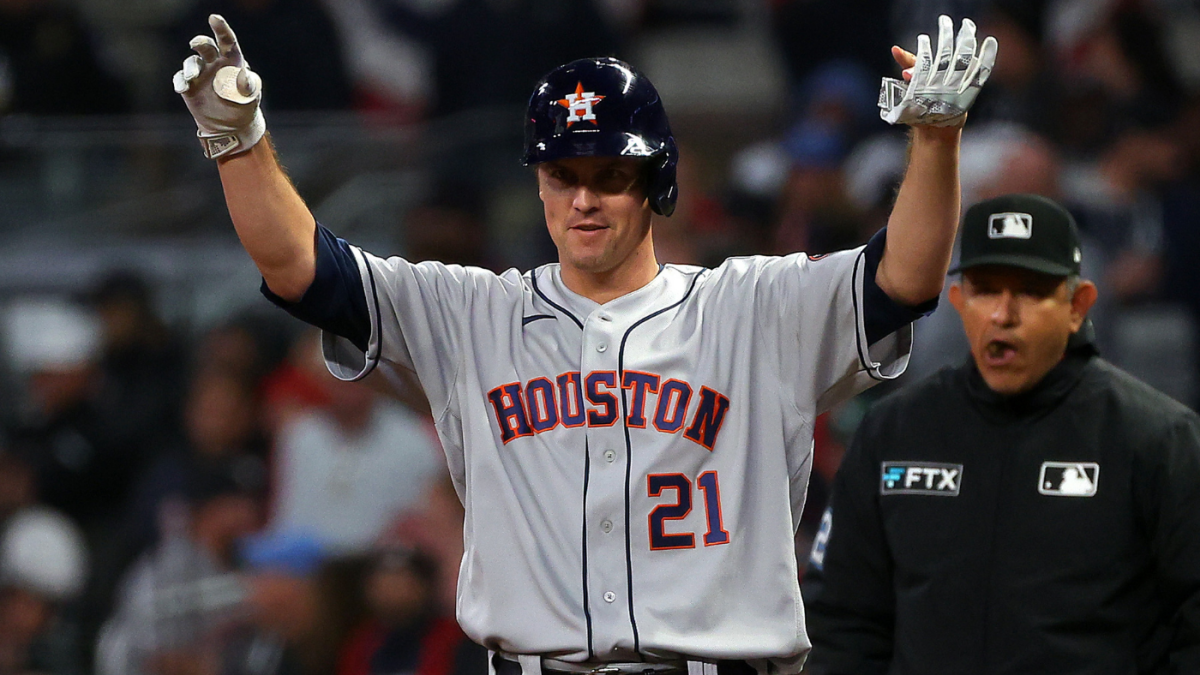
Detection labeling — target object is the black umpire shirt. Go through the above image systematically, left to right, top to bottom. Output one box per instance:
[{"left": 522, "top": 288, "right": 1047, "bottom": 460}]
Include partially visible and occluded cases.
[{"left": 800, "top": 331, "right": 1200, "bottom": 675}]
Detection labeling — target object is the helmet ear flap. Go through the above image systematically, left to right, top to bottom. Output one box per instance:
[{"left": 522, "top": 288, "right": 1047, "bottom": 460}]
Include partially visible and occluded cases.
[{"left": 647, "top": 140, "right": 678, "bottom": 217}]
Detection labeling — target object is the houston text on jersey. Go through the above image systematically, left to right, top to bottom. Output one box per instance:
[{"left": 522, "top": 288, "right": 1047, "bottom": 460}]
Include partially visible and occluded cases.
[{"left": 486, "top": 371, "right": 731, "bottom": 450}]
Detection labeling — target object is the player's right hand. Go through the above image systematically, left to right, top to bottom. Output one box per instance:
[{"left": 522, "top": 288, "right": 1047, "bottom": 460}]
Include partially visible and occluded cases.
[{"left": 173, "top": 14, "right": 266, "bottom": 160}]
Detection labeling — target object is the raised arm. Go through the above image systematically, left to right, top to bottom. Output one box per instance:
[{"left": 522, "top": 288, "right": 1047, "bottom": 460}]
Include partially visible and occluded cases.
[
  {"left": 174, "top": 15, "right": 316, "bottom": 301},
  {"left": 874, "top": 16, "right": 998, "bottom": 306},
  {"left": 876, "top": 124, "right": 961, "bottom": 305},
  {"left": 216, "top": 141, "right": 317, "bottom": 301}
]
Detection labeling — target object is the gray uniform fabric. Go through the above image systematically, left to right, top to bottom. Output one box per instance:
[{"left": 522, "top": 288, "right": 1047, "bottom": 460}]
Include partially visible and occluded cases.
[{"left": 322, "top": 245, "right": 912, "bottom": 672}]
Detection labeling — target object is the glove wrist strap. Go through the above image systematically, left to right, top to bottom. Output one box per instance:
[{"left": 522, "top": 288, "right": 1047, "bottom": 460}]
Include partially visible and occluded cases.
[{"left": 198, "top": 108, "right": 266, "bottom": 160}]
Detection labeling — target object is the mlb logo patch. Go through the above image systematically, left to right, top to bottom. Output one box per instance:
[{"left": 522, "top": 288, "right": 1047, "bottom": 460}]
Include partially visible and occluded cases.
[
  {"left": 988, "top": 212, "right": 1033, "bottom": 239},
  {"left": 880, "top": 461, "right": 962, "bottom": 496},
  {"left": 1039, "top": 462, "right": 1099, "bottom": 497}
]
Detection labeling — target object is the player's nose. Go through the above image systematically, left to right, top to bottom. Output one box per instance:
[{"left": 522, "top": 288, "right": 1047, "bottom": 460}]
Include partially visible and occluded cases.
[{"left": 571, "top": 185, "right": 601, "bottom": 212}]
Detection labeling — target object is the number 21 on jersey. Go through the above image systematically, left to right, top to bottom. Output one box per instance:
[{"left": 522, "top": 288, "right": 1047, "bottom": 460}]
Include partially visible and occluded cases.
[{"left": 647, "top": 471, "right": 730, "bottom": 550}]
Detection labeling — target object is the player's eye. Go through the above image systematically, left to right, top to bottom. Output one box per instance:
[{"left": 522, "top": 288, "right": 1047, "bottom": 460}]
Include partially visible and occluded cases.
[
  {"left": 547, "top": 168, "right": 577, "bottom": 187},
  {"left": 593, "top": 168, "right": 638, "bottom": 194}
]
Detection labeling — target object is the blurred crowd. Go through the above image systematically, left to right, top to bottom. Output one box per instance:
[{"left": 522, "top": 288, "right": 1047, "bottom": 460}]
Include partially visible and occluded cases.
[
  {"left": 3, "top": 0, "right": 1200, "bottom": 672},
  {"left": 0, "top": 270, "right": 477, "bottom": 675}
]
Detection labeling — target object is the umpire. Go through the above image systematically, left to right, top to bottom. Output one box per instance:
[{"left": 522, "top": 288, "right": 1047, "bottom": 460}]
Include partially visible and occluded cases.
[{"left": 800, "top": 194, "right": 1200, "bottom": 674}]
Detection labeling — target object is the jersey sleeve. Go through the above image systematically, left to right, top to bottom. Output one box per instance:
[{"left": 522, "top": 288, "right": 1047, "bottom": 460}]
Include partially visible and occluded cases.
[
  {"left": 263, "top": 223, "right": 517, "bottom": 416},
  {"left": 262, "top": 224, "right": 372, "bottom": 352},
  {"left": 768, "top": 229, "right": 921, "bottom": 413},
  {"left": 800, "top": 410, "right": 896, "bottom": 675}
]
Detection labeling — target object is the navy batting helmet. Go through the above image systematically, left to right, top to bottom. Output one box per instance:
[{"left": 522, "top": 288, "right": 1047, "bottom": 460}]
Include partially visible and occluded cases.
[{"left": 522, "top": 57, "right": 679, "bottom": 217}]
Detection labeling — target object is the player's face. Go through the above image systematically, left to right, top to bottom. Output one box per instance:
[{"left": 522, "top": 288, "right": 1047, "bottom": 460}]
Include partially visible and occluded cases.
[
  {"left": 537, "top": 156, "right": 653, "bottom": 276},
  {"left": 949, "top": 266, "right": 1096, "bottom": 395}
]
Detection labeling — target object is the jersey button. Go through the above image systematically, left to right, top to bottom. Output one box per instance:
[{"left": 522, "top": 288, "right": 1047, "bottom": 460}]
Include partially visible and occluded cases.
[
  {"left": 598, "top": 313, "right": 612, "bottom": 322},
  {"left": 596, "top": 343, "right": 608, "bottom": 353},
  {"left": 603, "top": 450, "right": 616, "bottom": 463},
  {"left": 601, "top": 519, "right": 613, "bottom": 533},
  {"left": 603, "top": 591, "right": 616, "bottom": 603}
]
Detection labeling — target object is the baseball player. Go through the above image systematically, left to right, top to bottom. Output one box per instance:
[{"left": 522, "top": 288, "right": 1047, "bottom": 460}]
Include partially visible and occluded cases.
[{"left": 173, "top": 14, "right": 996, "bottom": 675}]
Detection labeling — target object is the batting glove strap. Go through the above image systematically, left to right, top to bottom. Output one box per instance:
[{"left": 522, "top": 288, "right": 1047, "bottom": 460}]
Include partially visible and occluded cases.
[
  {"left": 878, "top": 15, "right": 998, "bottom": 127},
  {"left": 198, "top": 107, "right": 266, "bottom": 159}
]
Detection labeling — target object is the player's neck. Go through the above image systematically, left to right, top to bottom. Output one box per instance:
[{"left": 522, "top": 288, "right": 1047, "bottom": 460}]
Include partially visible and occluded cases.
[{"left": 561, "top": 242, "right": 660, "bottom": 305}]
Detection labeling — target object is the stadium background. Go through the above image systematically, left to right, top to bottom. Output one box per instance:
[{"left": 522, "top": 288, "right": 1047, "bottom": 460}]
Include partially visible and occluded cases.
[{"left": 0, "top": 0, "right": 1198, "bottom": 673}]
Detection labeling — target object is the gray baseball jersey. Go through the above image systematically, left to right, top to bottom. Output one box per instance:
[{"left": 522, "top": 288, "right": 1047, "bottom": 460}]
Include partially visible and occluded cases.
[{"left": 320, "top": 244, "right": 912, "bottom": 672}]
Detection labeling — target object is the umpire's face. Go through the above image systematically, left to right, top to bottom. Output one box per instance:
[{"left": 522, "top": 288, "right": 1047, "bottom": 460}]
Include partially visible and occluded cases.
[
  {"left": 538, "top": 156, "right": 654, "bottom": 277},
  {"left": 949, "top": 266, "right": 1097, "bottom": 395}
]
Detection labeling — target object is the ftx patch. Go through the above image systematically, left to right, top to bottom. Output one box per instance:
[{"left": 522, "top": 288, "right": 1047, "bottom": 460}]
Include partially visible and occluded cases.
[{"left": 881, "top": 461, "right": 963, "bottom": 496}]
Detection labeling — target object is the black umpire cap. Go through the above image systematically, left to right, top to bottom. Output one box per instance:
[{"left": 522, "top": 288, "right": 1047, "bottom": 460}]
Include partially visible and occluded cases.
[{"left": 950, "top": 194, "right": 1082, "bottom": 277}]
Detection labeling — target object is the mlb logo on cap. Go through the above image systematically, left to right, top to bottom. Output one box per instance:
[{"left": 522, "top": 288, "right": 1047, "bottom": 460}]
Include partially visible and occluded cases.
[
  {"left": 951, "top": 194, "right": 1083, "bottom": 277},
  {"left": 988, "top": 212, "right": 1033, "bottom": 239}
]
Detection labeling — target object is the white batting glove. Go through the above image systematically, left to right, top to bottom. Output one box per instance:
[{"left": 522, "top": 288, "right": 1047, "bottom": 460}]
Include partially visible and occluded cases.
[
  {"left": 172, "top": 14, "right": 266, "bottom": 160},
  {"left": 878, "top": 15, "right": 998, "bottom": 127}
]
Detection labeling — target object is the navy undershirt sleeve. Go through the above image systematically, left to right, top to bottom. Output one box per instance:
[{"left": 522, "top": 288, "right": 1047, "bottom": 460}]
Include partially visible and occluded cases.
[
  {"left": 261, "top": 223, "right": 371, "bottom": 353},
  {"left": 861, "top": 227, "right": 938, "bottom": 346}
]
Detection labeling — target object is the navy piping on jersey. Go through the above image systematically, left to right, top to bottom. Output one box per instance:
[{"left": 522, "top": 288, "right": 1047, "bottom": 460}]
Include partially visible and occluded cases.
[
  {"left": 851, "top": 251, "right": 884, "bottom": 382},
  {"left": 363, "top": 257, "right": 383, "bottom": 378},
  {"left": 531, "top": 269, "right": 584, "bottom": 330},
  {"left": 616, "top": 270, "right": 704, "bottom": 656},
  {"left": 522, "top": 314, "right": 556, "bottom": 325},
  {"left": 581, "top": 438, "right": 595, "bottom": 660}
]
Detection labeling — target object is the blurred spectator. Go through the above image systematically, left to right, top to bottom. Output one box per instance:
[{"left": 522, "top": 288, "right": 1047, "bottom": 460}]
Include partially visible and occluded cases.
[
  {"left": 0, "top": 0, "right": 129, "bottom": 114},
  {"left": 172, "top": 0, "right": 353, "bottom": 111},
  {"left": 317, "top": 0, "right": 431, "bottom": 119},
  {"left": 377, "top": 0, "right": 622, "bottom": 117},
  {"left": 772, "top": 0, "right": 893, "bottom": 88},
  {"left": 1049, "top": 0, "right": 1184, "bottom": 132},
  {"left": 967, "top": 4, "right": 1064, "bottom": 136},
  {"left": 727, "top": 61, "right": 880, "bottom": 258},
  {"left": 1157, "top": 93, "right": 1200, "bottom": 407},
  {"left": 772, "top": 118, "right": 866, "bottom": 256},
  {"left": 1061, "top": 126, "right": 1183, "bottom": 303},
  {"left": 841, "top": 131, "right": 908, "bottom": 233},
  {"left": 653, "top": 143, "right": 737, "bottom": 267},
  {"left": 404, "top": 180, "right": 491, "bottom": 269},
  {"left": 87, "top": 270, "right": 187, "bottom": 469},
  {"left": 3, "top": 298, "right": 140, "bottom": 537},
  {"left": 196, "top": 311, "right": 293, "bottom": 388},
  {"left": 261, "top": 330, "right": 331, "bottom": 437},
  {"left": 123, "top": 368, "right": 267, "bottom": 557},
  {"left": 269, "top": 376, "right": 440, "bottom": 554},
  {"left": 0, "top": 454, "right": 35, "bottom": 527},
  {"left": 96, "top": 476, "right": 262, "bottom": 675},
  {"left": 388, "top": 476, "right": 465, "bottom": 616},
  {"left": 0, "top": 507, "right": 88, "bottom": 675},
  {"left": 105, "top": 529, "right": 367, "bottom": 675},
  {"left": 236, "top": 533, "right": 367, "bottom": 675},
  {"left": 336, "top": 545, "right": 485, "bottom": 675}
]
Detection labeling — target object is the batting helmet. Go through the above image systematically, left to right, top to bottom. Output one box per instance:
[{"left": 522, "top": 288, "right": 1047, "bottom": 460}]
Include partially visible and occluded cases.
[{"left": 522, "top": 57, "right": 679, "bottom": 217}]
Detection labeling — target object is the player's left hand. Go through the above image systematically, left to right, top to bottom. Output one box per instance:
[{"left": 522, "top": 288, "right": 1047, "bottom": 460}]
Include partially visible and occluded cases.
[{"left": 878, "top": 15, "right": 998, "bottom": 128}]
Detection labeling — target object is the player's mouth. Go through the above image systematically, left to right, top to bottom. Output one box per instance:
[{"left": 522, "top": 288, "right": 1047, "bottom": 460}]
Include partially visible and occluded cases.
[
  {"left": 571, "top": 222, "right": 608, "bottom": 232},
  {"left": 983, "top": 338, "right": 1019, "bottom": 367}
]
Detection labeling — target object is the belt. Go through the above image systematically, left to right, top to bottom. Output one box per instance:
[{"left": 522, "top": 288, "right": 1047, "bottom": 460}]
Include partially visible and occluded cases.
[{"left": 493, "top": 654, "right": 756, "bottom": 675}]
